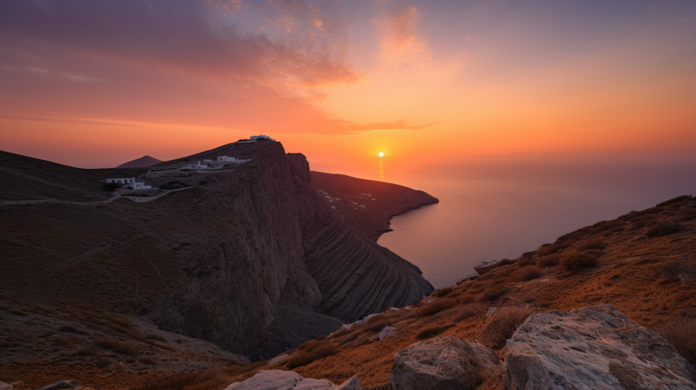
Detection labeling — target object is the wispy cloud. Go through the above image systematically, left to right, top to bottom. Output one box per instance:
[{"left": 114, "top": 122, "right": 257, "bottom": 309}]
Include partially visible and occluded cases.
[{"left": 373, "top": 5, "right": 434, "bottom": 73}]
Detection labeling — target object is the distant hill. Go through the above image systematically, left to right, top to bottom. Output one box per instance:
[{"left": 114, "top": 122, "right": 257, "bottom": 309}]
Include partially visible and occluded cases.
[{"left": 116, "top": 155, "right": 161, "bottom": 168}]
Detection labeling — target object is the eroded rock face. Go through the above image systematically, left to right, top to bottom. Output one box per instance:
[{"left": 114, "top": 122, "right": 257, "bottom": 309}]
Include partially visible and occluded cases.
[
  {"left": 504, "top": 304, "right": 696, "bottom": 390},
  {"left": 390, "top": 336, "right": 499, "bottom": 390},
  {"left": 223, "top": 370, "right": 361, "bottom": 390}
]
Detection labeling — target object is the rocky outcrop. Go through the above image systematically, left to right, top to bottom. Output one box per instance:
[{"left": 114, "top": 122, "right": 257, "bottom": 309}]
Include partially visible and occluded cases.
[
  {"left": 504, "top": 304, "right": 696, "bottom": 390},
  {"left": 379, "top": 326, "right": 396, "bottom": 340},
  {"left": 390, "top": 336, "right": 500, "bottom": 390},
  {"left": 223, "top": 370, "right": 361, "bottom": 390}
]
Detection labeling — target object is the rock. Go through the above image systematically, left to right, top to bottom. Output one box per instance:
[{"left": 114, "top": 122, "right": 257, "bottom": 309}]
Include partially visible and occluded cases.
[
  {"left": 630, "top": 235, "right": 647, "bottom": 242},
  {"left": 426, "top": 298, "right": 435, "bottom": 304},
  {"left": 504, "top": 304, "right": 696, "bottom": 390},
  {"left": 487, "top": 307, "right": 498, "bottom": 316},
  {"left": 379, "top": 326, "right": 397, "bottom": 340},
  {"left": 390, "top": 336, "right": 500, "bottom": 390},
  {"left": 268, "top": 354, "right": 290, "bottom": 365},
  {"left": 224, "top": 370, "right": 362, "bottom": 390},
  {"left": 333, "top": 376, "right": 361, "bottom": 390},
  {"left": 0, "top": 380, "right": 11, "bottom": 390},
  {"left": 36, "top": 381, "right": 81, "bottom": 390}
]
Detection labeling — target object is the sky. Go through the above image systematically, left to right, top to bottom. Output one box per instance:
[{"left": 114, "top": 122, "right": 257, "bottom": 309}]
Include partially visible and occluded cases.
[{"left": 1, "top": 0, "right": 695, "bottom": 169}]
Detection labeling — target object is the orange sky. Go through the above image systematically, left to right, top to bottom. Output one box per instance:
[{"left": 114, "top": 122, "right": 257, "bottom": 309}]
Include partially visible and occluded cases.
[{"left": 1, "top": 0, "right": 695, "bottom": 168}]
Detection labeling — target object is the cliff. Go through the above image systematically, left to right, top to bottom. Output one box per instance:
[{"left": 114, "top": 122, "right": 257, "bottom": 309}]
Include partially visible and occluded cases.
[{"left": 0, "top": 142, "right": 433, "bottom": 363}]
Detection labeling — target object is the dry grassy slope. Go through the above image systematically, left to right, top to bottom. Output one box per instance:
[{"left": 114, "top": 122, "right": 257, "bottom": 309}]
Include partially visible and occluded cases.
[
  {"left": 310, "top": 172, "right": 439, "bottom": 242},
  {"left": 132, "top": 195, "right": 696, "bottom": 390}
]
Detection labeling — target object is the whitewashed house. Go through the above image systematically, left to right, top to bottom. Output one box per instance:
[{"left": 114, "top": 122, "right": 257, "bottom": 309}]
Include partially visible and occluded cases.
[
  {"left": 250, "top": 135, "right": 276, "bottom": 142},
  {"left": 103, "top": 177, "right": 150, "bottom": 189},
  {"left": 104, "top": 177, "right": 135, "bottom": 184}
]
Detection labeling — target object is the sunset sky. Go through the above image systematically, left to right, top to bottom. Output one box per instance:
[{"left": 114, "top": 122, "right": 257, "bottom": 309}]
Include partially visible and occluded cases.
[{"left": 1, "top": 0, "right": 695, "bottom": 168}]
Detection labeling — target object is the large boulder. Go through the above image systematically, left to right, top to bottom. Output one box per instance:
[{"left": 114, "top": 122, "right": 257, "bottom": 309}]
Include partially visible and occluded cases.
[
  {"left": 504, "top": 304, "right": 696, "bottom": 390},
  {"left": 390, "top": 336, "right": 500, "bottom": 390},
  {"left": 223, "top": 370, "right": 361, "bottom": 390}
]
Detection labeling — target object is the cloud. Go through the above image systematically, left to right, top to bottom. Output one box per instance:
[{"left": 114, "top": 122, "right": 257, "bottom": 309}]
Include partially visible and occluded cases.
[
  {"left": 0, "top": 0, "right": 360, "bottom": 93},
  {"left": 373, "top": 5, "right": 434, "bottom": 73},
  {"left": 339, "top": 119, "right": 439, "bottom": 132}
]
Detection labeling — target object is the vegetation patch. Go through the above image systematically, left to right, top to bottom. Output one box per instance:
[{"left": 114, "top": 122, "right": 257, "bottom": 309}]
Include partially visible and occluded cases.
[
  {"left": 647, "top": 222, "right": 685, "bottom": 237},
  {"left": 561, "top": 252, "right": 597, "bottom": 273},
  {"left": 537, "top": 254, "right": 561, "bottom": 268},
  {"left": 514, "top": 266, "right": 542, "bottom": 282},
  {"left": 479, "top": 286, "right": 507, "bottom": 302},
  {"left": 435, "top": 287, "right": 453, "bottom": 297},
  {"left": 417, "top": 298, "right": 457, "bottom": 317},
  {"left": 478, "top": 307, "right": 534, "bottom": 349},
  {"left": 416, "top": 324, "right": 454, "bottom": 340},
  {"left": 287, "top": 341, "right": 339, "bottom": 369}
]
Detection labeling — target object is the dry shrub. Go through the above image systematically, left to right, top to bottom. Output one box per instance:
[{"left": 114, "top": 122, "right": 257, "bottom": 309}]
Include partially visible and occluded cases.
[
  {"left": 656, "top": 195, "right": 692, "bottom": 208},
  {"left": 647, "top": 222, "right": 685, "bottom": 237},
  {"left": 576, "top": 240, "right": 608, "bottom": 252},
  {"left": 537, "top": 244, "right": 561, "bottom": 257},
  {"left": 561, "top": 252, "right": 597, "bottom": 273},
  {"left": 537, "top": 253, "right": 561, "bottom": 268},
  {"left": 516, "top": 256, "right": 537, "bottom": 268},
  {"left": 514, "top": 266, "right": 542, "bottom": 282},
  {"left": 479, "top": 286, "right": 507, "bottom": 303},
  {"left": 435, "top": 287, "right": 453, "bottom": 297},
  {"left": 457, "top": 294, "right": 474, "bottom": 305},
  {"left": 417, "top": 298, "right": 457, "bottom": 317},
  {"left": 454, "top": 304, "right": 482, "bottom": 322},
  {"left": 478, "top": 307, "right": 534, "bottom": 349},
  {"left": 8, "top": 309, "right": 28, "bottom": 316},
  {"left": 365, "top": 313, "right": 387, "bottom": 325},
  {"left": 657, "top": 316, "right": 696, "bottom": 367},
  {"left": 112, "top": 317, "right": 133, "bottom": 328},
  {"left": 367, "top": 321, "right": 388, "bottom": 333},
  {"left": 416, "top": 324, "right": 454, "bottom": 340},
  {"left": 59, "top": 325, "right": 86, "bottom": 335},
  {"left": 337, "top": 332, "right": 359, "bottom": 346},
  {"left": 146, "top": 334, "right": 167, "bottom": 342},
  {"left": 50, "top": 335, "right": 77, "bottom": 346},
  {"left": 97, "top": 339, "right": 138, "bottom": 356},
  {"left": 286, "top": 342, "right": 338, "bottom": 369},
  {"left": 74, "top": 347, "right": 98, "bottom": 356},
  {"left": 286, "top": 352, "right": 316, "bottom": 369},
  {"left": 139, "top": 356, "right": 160, "bottom": 365},
  {"left": 132, "top": 369, "right": 233, "bottom": 390}
]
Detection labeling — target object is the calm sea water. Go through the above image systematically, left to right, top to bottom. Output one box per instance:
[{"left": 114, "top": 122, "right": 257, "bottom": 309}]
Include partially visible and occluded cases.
[{"left": 312, "top": 158, "right": 696, "bottom": 289}]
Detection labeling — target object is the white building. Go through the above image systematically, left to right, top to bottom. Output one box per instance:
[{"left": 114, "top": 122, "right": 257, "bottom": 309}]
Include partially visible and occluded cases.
[
  {"left": 239, "top": 135, "right": 276, "bottom": 144},
  {"left": 250, "top": 135, "right": 276, "bottom": 142},
  {"left": 217, "top": 156, "right": 251, "bottom": 164},
  {"left": 103, "top": 177, "right": 150, "bottom": 189},
  {"left": 104, "top": 177, "right": 136, "bottom": 184},
  {"left": 133, "top": 182, "right": 151, "bottom": 190}
]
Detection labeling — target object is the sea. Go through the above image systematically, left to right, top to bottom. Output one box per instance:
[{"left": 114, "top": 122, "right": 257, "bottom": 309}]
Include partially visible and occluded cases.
[{"left": 312, "top": 157, "right": 696, "bottom": 289}]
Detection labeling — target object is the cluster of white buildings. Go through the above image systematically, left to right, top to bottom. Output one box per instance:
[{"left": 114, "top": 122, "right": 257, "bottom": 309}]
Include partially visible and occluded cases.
[
  {"left": 238, "top": 135, "right": 276, "bottom": 144},
  {"left": 181, "top": 156, "right": 251, "bottom": 170},
  {"left": 103, "top": 177, "right": 151, "bottom": 190},
  {"left": 318, "top": 190, "right": 341, "bottom": 203}
]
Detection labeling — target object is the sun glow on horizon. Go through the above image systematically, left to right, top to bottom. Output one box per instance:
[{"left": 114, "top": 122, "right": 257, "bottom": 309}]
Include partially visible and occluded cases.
[{"left": 378, "top": 152, "right": 384, "bottom": 158}]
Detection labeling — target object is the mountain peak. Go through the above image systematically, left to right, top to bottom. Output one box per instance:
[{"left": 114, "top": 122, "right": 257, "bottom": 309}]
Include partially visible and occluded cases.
[{"left": 116, "top": 155, "right": 162, "bottom": 168}]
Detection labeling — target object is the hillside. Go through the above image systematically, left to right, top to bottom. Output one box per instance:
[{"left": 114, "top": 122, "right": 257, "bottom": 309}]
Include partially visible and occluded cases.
[
  {"left": 0, "top": 142, "right": 435, "bottom": 388},
  {"left": 116, "top": 156, "right": 162, "bottom": 168},
  {"left": 310, "top": 172, "right": 439, "bottom": 241},
  {"left": 19, "top": 193, "right": 688, "bottom": 390}
]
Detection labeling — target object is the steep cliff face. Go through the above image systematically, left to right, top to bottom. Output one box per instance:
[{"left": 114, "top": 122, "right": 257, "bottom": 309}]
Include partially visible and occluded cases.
[
  {"left": 0, "top": 142, "right": 433, "bottom": 358},
  {"left": 288, "top": 155, "right": 434, "bottom": 321}
]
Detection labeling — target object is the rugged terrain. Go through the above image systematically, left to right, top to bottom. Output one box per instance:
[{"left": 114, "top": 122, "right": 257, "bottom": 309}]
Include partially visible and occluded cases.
[
  {"left": 0, "top": 141, "right": 435, "bottom": 388},
  {"left": 2, "top": 144, "right": 695, "bottom": 389},
  {"left": 310, "top": 172, "right": 438, "bottom": 241},
  {"left": 17, "top": 193, "right": 688, "bottom": 390}
]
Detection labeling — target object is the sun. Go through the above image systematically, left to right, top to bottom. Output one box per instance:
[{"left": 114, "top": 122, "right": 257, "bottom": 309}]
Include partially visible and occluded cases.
[{"left": 378, "top": 152, "right": 384, "bottom": 158}]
